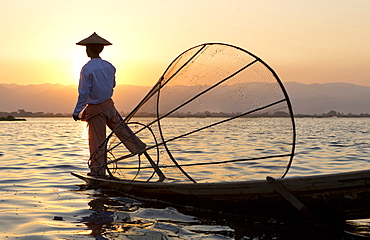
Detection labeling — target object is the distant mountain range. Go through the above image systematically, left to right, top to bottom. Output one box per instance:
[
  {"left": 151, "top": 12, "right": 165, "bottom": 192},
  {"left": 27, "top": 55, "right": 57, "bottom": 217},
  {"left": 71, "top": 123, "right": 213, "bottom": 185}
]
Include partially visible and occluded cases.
[
  {"left": 0, "top": 82, "right": 369, "bottom": 115},
  {"left": 285, "top": 82, "right": 370, "bottom": 115}
]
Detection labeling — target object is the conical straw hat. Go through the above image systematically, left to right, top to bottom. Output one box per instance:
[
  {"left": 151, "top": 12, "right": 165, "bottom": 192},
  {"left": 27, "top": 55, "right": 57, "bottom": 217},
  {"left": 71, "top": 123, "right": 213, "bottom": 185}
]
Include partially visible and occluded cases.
[{"left": 76, "top": 32, "right": 112, "bottom": 46}]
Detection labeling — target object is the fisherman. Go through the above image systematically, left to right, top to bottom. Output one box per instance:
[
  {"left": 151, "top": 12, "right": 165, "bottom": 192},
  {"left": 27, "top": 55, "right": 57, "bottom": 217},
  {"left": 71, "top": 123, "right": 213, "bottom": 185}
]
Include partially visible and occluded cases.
[{"left": 73, "top": 32, "right": 146, "bottom": 177}]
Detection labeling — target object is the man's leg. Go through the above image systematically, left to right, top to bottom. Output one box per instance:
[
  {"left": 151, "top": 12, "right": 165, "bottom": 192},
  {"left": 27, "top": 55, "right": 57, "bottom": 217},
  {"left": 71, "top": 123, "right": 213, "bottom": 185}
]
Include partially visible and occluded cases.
[
  {"left": 107, "top": 108, "right": 165, "bottom": 181},
  {"left": 107, "top": 109, "right": 146, "bottom": 154},
  {"left": 88, "top": 113, "right": 107, "bottom": 176}
]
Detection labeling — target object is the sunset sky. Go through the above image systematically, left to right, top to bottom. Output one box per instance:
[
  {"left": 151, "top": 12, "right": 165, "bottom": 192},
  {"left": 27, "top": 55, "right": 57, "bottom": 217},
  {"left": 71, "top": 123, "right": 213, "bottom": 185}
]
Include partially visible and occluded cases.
[{"left": 1, "top": 0, "right": 369, "bottom": 87}]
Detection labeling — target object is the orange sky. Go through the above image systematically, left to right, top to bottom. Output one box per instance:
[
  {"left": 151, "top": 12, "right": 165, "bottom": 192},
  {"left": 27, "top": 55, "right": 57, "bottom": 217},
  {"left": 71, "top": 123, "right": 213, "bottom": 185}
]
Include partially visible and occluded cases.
[{"left": 1, "top": 0, "right": 369, "bottom": 86}]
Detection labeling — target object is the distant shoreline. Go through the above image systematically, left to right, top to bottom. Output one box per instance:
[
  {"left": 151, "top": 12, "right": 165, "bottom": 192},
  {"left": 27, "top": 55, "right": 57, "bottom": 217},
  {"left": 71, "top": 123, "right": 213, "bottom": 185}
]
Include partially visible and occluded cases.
[
  {"left": 1, "top": 109, "right": 369, "bottom": 118},
  {"left": 0, "top": 115, "right": 26, "bottom": 121},
  {"left": 1, "top": 115, "right": 369, "bottom": 118}
]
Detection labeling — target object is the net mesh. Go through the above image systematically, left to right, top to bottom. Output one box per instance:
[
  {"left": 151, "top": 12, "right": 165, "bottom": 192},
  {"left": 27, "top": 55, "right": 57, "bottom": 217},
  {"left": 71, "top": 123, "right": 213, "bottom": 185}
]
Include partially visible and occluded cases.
[{"left": 103, "top": 43, "right": 295, "bottom": 183}]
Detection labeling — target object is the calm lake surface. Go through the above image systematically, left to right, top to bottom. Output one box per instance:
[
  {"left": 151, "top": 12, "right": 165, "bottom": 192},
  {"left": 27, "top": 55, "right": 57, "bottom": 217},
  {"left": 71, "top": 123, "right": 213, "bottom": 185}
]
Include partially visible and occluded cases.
[{"left": 1, "top": 117, "right": 370, "bottom": 239}]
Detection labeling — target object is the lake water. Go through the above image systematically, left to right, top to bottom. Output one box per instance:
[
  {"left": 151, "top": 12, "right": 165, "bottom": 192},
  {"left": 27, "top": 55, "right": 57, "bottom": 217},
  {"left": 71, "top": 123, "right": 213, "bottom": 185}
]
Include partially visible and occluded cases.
[{"left": 1, "top": 117, "right": 370, "bottom": 239}]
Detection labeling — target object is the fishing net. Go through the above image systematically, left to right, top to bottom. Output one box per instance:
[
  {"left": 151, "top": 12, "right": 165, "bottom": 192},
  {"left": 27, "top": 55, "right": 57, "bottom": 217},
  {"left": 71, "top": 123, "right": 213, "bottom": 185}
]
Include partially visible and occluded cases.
[{"left": 98, "top": 43, "right": 296, "bottom": 183}]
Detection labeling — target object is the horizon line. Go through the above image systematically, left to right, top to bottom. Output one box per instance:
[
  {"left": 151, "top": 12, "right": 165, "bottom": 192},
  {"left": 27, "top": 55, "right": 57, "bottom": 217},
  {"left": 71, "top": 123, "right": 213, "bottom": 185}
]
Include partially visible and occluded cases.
[{"left": 1, "top": 81, "right": 369, "bottom": 88}]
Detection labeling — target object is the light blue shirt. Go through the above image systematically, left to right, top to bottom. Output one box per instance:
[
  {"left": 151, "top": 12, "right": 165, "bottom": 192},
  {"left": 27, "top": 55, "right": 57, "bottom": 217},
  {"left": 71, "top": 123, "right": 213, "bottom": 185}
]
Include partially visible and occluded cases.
[{"left": 73, "top": 58, "right": 116, "bottom": 115}]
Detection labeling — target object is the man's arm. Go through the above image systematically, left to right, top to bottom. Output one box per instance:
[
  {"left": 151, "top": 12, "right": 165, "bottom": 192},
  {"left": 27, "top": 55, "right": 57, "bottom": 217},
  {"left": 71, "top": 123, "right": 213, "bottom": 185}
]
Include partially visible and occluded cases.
[{"left": 73, "top": 69, "right": 92, "bottom": 119}]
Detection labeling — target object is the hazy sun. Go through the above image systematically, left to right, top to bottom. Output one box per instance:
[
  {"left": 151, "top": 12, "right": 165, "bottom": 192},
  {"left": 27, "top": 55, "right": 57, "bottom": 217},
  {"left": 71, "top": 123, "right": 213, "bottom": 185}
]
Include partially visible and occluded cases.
[{"left": 72, "top": 50, "right": 89, "bottom": 82}]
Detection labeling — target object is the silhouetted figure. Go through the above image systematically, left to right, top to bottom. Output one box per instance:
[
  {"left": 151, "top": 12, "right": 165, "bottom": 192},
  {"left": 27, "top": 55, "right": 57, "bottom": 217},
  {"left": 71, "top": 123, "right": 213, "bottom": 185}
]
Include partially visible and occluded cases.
[{"left": 73, "top": 32, "right": 146, "bottom": 177}]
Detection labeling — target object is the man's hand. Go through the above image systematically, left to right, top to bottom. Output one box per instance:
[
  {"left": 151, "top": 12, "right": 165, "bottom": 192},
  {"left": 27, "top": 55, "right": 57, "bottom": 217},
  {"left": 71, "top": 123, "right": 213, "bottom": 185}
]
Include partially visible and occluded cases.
[{"left": 72, "top": 114, "right": 81, "bottom": 121}]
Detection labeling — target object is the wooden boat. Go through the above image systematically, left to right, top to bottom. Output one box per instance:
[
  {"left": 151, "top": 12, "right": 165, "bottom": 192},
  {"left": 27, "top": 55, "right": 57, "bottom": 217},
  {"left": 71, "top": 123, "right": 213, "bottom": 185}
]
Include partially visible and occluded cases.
[
  {"left": 72, "top": 44, "right": 370, "bottom": 222},
  {"left": 71, "top": 169, "right": 370, "bottom": 221}
]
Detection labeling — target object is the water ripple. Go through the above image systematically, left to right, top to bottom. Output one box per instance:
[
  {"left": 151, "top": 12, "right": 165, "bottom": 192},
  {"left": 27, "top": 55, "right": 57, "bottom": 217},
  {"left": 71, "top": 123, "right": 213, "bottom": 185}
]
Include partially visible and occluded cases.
[{"left": 0, "top": 117, "right": 370, "bottom": 239}]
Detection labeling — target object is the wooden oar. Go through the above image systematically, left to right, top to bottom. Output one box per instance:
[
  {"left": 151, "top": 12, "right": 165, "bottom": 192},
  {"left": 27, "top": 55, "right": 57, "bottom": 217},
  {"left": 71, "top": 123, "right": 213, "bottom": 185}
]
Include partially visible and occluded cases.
[
  {"left": 143, "top": 151, "right": 165, "bottom": 182},
  {"left": 267, "top": 176, "right": 320, "bottom": 221}
]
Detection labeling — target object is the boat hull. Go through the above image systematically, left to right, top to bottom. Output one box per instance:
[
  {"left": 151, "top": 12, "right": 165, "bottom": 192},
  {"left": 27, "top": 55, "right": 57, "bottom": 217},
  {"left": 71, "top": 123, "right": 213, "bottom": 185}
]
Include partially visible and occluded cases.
[{"left": 71, "top": 170, "right": 370, "bottom": 221}]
